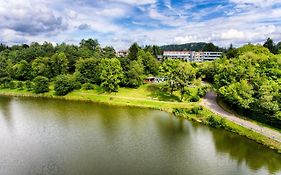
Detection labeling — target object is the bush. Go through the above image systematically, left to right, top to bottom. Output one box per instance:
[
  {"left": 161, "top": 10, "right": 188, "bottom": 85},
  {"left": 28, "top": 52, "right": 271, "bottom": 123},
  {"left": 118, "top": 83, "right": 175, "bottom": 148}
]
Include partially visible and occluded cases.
[
  {"left": 54, "top": 74, "right": 78, "bottom": 96},
  {"left": 33, "top": 76, "right": 49, "bottom": 94},
  {"left": 0, "top": 77, "right": 12, "bottom": 89},
  {"left": 25, "top": 80, "right": 33, "bottom": 91},
  {"left": 7, "top": 81, "right": 16, "bottom": 89},
  {"left": 16, "top": 81, "right": 24, "bottom": 90},
  {"left": 82, "top": 83, "right": 94, "bottom": 90},
  {"left": 197, "top": 86, "right": 208, "bottom": 97},
  {"left": 189, "top": 95, "right": 200, "bottom": 102},
  {"left": 188, "top": 106, "right": 203, "bottom": 114},
  {"left": 207, "top": 115, "right": 227, "bottom": 128}
]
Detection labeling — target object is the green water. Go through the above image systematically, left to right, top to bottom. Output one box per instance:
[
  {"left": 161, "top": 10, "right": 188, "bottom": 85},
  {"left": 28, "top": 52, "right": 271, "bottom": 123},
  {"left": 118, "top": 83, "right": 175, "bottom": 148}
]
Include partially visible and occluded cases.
[{"left": 0, "top": 96, "right": 280, "bottom": 175}]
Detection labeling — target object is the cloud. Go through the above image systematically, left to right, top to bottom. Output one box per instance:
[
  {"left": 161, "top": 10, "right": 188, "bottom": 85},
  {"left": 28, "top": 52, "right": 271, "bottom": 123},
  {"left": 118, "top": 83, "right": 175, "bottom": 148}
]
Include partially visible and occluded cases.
[
  {"left": 0, "top": 0, "right": 281, "bottom": 49},
  {"left": 0, "top": 0, "right": 67, "bottom": 36},
  {"left": 106, "top": 0, "right": 157, "bottom": 5},
  {"left": 230, "top": 0, "right": 281, "bottom": 7},
  {"left": 78, "top": 24, "right": 91, "bottom": 30},
  {"left": 221, "top": 29, "right": 245, "bottom": 40},
  {"left": 174, "top": 36, "right": 198, "bottom": 44}
]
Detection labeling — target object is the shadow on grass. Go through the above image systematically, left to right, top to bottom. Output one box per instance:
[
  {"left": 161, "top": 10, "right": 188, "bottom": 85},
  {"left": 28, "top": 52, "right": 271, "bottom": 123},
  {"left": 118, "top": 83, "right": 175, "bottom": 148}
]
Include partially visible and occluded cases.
[{"left": 146, "top": 84, "right": 180, "bottom": 102}]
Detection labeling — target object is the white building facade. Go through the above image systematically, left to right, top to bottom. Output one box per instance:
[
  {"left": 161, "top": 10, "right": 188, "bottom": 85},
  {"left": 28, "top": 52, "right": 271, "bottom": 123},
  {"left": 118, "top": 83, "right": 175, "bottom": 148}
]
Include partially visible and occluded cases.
[{"left": 162, "top": 51, "right": 222, "bottom": 62}]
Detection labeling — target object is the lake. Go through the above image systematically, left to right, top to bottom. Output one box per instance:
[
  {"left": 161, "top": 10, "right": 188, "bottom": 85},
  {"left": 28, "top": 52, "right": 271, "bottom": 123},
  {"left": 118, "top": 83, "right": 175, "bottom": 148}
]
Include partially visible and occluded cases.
[{"left": 0, "top": 96, "right": 280, "bottom": 175}]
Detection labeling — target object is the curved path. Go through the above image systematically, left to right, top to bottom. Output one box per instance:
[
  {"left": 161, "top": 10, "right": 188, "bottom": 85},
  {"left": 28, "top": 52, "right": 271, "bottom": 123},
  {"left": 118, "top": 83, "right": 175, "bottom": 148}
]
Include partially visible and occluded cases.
[{"left": 201, "top": 91, "right": 281, "bottom": 143}]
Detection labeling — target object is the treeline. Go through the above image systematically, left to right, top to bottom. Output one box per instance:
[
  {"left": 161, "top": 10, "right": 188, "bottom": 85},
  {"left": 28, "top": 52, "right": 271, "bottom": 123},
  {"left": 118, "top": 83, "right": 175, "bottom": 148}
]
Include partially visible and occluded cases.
[
  {"left": 0, "top": 39, "right": 205, "bottom": 102},
  {"left": 199, "top": 39, "right": 281, "bottom": 128},
  {"left": 0, "top": 40, "right": 162, "bottom": 94},
  {"left": 160, "top": 42, "right": 224, "bottom": 52}
]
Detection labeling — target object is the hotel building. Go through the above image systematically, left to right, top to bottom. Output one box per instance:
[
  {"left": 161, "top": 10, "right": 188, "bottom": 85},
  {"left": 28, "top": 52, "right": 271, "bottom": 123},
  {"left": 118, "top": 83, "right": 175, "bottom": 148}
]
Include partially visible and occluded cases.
[{"left": 162, "top": 51, "right": 222, "bottom": 62}]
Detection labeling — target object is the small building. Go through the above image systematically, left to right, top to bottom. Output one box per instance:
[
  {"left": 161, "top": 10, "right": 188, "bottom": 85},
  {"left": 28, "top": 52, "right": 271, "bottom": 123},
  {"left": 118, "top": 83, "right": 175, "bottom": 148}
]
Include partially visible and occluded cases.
[
  {"left": 116, "top": 50, "right": 129, "bottom": 57},
  {"left": 144, "top": 77, "right": 166, "bottom": 84}
]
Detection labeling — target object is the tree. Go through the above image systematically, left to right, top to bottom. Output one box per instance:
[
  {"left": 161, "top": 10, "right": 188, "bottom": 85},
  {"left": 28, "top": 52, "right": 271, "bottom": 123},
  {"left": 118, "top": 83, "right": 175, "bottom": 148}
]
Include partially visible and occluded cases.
[
  {"left": 79, "top": 38, "right": 99, "bottom": 50},
  {"left": 263, "top": 38, "right": 278, "bottom": 54},
  {"left": 277, "top": 42, "right": 281, "bottom": 54},
  {"left": 0, "top": 43, "right": 8, "bottom": 52},
  {"left": 56, "top": 43, "right": 80, "bottom": 73},
  {"left": 128, "top": 43, "right": 140, "bottom": 61},
  {"left": 226, "top": 44, "right": 238, "bottom": 59},
  {"left": 237, "top": 44, "right": 271, "bottom": 56},
  {"left": 143, "top": 45, "right": 162, "bottom": 58},
  {"left": 103, "top": 46, "right": 116, "bottom": 58},
  {"left": 138, "top": 50, "right": 159, "bottom": 75},
  {"left": 50, "top": 52, "right": 68, "bottom": 77},
  {"left": 0, "top": 56, "right": 12, "bottom": 79},
  {"left": 31, "top": 57, "right": 51, "bottom": 78},
  {"left": 75, "top": 58, "right": 101, "bottom": 84},
  {"left": 100, "top": 58, "right": 123, "bottom": 92},
  {"left": 160, "top": 59, "right": 180, "bottom": 95},
  {"left": 11, "top": 60, "right": 31, "bottom": 81},
  {"left": 125, "top": 60, "right": 144, "bottom": 88},
  {"left": 175, "top": 62, "right": 196, "bottom": 101},
  {"left": 54, "top": 74, "right": 78, "bottom": 96},
  {"left": 33, "top": 76, "right": 49, "bottom": 94},
  {"left": 257, "top": 79, "right": 279, "bottom": 115},
  {"left": 219, "top": 80, "right": 254, "bottom": 109}
]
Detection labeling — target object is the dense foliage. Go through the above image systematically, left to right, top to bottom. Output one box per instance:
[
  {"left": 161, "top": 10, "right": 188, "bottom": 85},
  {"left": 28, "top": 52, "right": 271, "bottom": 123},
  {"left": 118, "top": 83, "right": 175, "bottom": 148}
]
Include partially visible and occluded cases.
[
  {"left": 0, "top": 39, "right": 160, "bottom": 95},
  {"left": 161, "top": 42, "right": 224, "bottom": 52},
  {"left": 201, "top": 42, "right": 281, "bottom": 128},
  {"left": 54, "top": 75, "right": 77, "bottom": 96},
  {"left": 33, "top": 76, "right": 49, "bottom": 94}
]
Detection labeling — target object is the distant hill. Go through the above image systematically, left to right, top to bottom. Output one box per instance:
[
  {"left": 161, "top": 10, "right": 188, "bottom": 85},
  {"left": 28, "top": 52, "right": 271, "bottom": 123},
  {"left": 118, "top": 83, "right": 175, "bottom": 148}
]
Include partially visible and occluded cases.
[{"left": 160, "top": 42, "right": 224, "bottom": 52}]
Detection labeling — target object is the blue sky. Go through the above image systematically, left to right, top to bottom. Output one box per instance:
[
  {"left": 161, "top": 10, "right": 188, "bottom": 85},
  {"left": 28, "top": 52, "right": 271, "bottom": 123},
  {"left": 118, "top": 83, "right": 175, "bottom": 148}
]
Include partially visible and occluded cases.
[{"left": 1, "top": 0, "right": 281, "bottom": 49}]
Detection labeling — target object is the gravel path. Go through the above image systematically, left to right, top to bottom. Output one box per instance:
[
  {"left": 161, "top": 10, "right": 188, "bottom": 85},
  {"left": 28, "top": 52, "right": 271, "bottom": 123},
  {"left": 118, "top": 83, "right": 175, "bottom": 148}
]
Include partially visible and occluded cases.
[{"left": 201, "top": 91, "right": 281, "bottom": 143}]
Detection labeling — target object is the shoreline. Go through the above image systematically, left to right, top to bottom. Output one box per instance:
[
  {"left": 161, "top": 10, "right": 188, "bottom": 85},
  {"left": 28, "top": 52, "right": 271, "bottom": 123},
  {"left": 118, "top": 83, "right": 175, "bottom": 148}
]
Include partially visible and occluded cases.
[{"left": 0, "top": 89, "right": 280, "bottom": 153}]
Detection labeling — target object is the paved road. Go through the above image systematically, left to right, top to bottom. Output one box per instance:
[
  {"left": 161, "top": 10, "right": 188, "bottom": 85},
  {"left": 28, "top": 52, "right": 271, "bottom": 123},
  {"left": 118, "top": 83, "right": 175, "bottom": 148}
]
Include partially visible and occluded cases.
[{"left": 201, "top": 91, "right": 281, "bottom": 143}]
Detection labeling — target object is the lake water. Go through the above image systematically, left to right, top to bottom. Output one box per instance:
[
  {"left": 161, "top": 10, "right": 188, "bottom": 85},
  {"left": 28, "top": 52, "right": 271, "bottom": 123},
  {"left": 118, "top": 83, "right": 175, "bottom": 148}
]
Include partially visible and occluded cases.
[{"left": 0, "top": 96, "right": 280, "bottom": 175}]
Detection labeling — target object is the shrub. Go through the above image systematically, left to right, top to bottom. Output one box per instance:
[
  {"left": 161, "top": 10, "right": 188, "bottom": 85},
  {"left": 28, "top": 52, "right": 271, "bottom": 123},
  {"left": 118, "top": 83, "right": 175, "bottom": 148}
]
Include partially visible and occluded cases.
[
  {"left": 54, "top": 74, "right": 78, "bottom": 96},
  {"left": 33, "top": 76, "right": 49, "bottom": 94},
  {"left": 0, "top": 77, "right": 12, "bottom": 89},
  {"left": 25, "top": 80, "right": 33, "bottom": 91},
  {"left": 7, "top": 81, "right": 16, "bottom": 89},
  {"left": 16, "top": 81, "right": 24, "bottom": 90},
  {"left": 82, "top": 83, "right": 94, "bottom": 90},
  {"left": 197, "top": 86, "right": 208, "bottom": 97},
  {"left": 190, "top": 95, "right": 200, "bottom": 102},
  {"left": 188, "top": 106, "right": 203, "bottom": 114},
  {"left": 172, "top": 108, "right": 185, "bottom": 116},
  {"left": 207, "top": 115, "right": 227, "bottom": 128}
]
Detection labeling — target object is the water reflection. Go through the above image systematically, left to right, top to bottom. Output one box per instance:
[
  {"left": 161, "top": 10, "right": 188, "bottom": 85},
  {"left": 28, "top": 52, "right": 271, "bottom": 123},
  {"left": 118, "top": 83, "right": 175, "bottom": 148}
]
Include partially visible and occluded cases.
[
  {"left": 0, "top": 96, "right": 13, "bottom": 130},
  {"left": 0, "top": 96, "right": 281, "bottom": 175},
  {"left": 211, "top": 128, "right": 281, "bottom": 174}
]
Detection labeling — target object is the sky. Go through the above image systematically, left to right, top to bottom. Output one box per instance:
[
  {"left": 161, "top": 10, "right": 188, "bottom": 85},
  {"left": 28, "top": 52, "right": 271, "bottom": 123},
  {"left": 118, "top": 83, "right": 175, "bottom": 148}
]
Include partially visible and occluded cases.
[{"left": 1, "top": 0, "right": 281, "bottom": 50}]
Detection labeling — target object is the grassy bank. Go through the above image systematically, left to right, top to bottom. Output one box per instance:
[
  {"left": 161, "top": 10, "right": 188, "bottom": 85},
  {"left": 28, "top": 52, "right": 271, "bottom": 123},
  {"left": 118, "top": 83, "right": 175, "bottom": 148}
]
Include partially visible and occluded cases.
[
  {"left": 0, "top": 85, "right": 280, "bottom": 153},
  {"left": 0, "top": 85, "right": 196, "bottom": 112},
  {"left": 172, "top": 107, "right": 281, "bottom": 153}
]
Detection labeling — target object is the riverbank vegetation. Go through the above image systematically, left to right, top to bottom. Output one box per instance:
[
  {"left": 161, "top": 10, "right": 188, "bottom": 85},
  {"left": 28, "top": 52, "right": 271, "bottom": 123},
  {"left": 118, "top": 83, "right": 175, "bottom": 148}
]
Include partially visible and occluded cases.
[
  {"left": 0, "top": 38, "right": 280, "bottom": 151},
  {"left": 172, "top": 107, "right": 281, "bottom": 153}
]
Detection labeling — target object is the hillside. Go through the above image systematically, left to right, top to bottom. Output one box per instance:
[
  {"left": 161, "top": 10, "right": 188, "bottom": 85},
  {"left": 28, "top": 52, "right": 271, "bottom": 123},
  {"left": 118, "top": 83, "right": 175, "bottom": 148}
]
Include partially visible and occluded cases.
[{"left": 160, "top": 42, "right": 224, "bottom": 52}]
